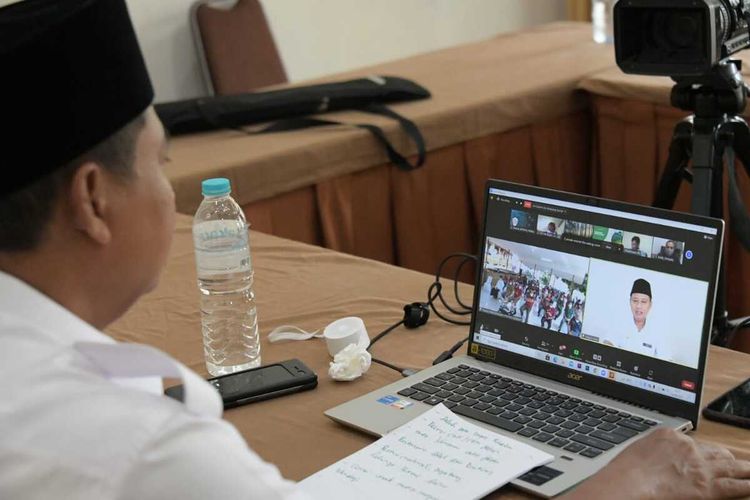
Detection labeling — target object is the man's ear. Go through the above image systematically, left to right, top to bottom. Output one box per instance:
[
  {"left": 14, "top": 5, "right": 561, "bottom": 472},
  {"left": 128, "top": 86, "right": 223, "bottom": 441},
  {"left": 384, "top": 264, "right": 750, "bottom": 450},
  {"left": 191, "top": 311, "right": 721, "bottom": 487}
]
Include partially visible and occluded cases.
[{"left": 68, "top": 162, "right": 113, "bottom": 245}]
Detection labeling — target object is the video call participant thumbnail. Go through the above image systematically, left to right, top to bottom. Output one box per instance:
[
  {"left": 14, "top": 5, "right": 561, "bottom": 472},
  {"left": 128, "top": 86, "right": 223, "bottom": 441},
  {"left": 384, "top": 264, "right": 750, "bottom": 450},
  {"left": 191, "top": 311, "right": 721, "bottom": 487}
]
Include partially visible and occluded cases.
[
  {"left": 509, "top": 209, "right": 535, "bottom": 231},
  {"left": 537, "top": 216, "right": 564, "bottom": 238},
  {"left": 626, "top": 236, "right": 647, "bottom": 257},
  {"left": 654, "top": 239, "right": 683, "bottom": 263}
]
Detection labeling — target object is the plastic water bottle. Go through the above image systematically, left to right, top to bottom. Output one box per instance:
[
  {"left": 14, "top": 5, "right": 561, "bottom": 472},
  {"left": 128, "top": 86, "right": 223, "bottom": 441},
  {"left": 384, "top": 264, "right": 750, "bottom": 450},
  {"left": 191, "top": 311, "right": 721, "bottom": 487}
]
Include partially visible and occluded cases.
[
  {"left": 592, "top": 0, "right": 614, "bottom": 44},
  {"left": 193, "top": 178, "right": 260, "bottom": 376}
]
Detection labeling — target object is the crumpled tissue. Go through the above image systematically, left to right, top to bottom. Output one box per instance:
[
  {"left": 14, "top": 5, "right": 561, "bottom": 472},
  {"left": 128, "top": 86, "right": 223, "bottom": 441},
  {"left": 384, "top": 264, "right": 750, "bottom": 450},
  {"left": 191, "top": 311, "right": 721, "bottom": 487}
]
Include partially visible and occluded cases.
[{"left": 328, "top": 343, "right": 372, "bottom": 381}]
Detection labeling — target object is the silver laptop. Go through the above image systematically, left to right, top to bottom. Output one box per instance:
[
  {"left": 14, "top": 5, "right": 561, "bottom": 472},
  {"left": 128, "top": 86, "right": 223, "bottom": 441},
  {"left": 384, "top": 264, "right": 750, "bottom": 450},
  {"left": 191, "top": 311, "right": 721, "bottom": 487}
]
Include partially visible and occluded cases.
[{"left": 326, "top": 180, "right": 724, "bottom": 498}]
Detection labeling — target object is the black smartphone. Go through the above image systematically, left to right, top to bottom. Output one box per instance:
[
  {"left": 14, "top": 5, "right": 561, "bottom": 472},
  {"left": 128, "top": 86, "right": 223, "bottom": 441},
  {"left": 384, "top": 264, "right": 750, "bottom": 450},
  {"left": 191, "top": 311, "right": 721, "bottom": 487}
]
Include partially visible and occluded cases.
[
  {"left": 165, "top": 358, "right": 317, "bottom": 409},
  {"left": 702, "top": 377, "right": 750, "bottom": 429}
]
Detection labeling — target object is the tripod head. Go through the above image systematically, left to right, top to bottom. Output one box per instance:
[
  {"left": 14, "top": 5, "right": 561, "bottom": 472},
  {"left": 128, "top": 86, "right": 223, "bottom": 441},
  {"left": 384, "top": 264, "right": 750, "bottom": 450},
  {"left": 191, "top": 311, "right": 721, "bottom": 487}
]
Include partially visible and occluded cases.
[{"left": 670, "top": 59, "right": 750, "bottom": 117}]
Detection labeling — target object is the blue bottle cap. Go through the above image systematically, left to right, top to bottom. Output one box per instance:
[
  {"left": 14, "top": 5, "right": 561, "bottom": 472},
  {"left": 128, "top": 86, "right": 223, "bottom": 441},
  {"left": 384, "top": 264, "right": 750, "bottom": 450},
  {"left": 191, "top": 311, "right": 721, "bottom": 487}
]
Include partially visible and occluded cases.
[{"left": 201, "top": 178, "right": 231, "bottom": 196}]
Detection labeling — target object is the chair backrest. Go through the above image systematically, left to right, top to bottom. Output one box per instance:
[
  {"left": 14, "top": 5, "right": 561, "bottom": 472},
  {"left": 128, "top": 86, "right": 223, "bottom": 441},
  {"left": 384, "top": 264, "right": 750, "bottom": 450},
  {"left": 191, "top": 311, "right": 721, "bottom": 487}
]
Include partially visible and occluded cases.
[{"left": 191, "top": 0, "right": 287, "bottom": 95}]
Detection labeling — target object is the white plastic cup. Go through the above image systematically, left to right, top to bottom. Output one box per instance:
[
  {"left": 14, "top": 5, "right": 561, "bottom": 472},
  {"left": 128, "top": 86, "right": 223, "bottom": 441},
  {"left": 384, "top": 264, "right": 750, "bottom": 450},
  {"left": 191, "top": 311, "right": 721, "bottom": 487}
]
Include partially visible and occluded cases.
[{"left": 323, "top": 317, "right": 370, "bottom": 356}]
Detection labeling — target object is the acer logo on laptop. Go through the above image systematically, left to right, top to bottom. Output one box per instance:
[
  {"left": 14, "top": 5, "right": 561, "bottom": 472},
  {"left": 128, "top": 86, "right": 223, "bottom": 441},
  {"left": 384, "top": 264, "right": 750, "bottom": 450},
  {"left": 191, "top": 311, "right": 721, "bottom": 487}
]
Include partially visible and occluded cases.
[{"left": 568, "top": 372, "right": 583, "bottom": 381}]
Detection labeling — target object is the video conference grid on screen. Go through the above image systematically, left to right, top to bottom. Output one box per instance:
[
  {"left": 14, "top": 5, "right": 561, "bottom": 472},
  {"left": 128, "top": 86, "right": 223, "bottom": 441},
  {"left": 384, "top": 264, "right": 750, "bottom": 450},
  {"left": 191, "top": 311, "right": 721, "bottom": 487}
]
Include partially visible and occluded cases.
[{"left": 475, "top": 189, "right": 719, "bottom": 404}]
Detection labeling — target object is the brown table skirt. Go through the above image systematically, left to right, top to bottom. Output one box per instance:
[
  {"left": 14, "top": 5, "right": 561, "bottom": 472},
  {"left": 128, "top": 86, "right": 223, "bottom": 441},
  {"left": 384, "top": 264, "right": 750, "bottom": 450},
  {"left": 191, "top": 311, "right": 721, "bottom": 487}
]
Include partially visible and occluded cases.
[{"left": 244, "top": 111, "right": 592, "bottom": 282}]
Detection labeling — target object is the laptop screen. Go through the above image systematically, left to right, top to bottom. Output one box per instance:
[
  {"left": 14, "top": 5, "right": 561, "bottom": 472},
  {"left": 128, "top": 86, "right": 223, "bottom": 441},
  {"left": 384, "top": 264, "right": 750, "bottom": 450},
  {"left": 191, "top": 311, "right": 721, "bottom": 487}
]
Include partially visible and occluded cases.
[{"left": 470, "top": 182, "right": 723, "bottom": 417}]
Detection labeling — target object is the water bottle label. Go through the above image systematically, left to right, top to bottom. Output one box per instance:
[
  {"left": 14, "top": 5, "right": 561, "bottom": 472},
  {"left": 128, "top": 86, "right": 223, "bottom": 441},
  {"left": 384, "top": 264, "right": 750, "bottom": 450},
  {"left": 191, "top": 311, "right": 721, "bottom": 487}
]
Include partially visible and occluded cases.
[{"left": 193, "top": 220, "right": 251, "bottom": 275}]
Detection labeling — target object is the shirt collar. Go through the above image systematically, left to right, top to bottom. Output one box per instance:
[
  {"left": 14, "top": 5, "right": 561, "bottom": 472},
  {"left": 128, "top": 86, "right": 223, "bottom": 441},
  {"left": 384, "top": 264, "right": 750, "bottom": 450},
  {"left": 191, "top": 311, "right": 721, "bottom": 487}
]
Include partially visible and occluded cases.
[{"left": 0, "top": 270, "right": 112, "bottom": 346}]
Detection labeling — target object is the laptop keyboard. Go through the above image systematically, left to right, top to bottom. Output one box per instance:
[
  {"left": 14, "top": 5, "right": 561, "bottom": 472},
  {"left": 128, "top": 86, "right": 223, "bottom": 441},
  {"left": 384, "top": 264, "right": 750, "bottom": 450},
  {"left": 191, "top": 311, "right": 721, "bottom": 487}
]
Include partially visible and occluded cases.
[{"left": 397, "top": 364, "right": 657, "bottom": 460}]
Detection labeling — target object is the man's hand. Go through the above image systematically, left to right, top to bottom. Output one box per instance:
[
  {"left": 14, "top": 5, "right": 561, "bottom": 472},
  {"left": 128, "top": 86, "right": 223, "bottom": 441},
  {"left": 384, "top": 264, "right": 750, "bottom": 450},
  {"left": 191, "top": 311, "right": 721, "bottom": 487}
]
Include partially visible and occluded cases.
[{"left": 561, "top": 428, "right": 750, "bottom": 499}]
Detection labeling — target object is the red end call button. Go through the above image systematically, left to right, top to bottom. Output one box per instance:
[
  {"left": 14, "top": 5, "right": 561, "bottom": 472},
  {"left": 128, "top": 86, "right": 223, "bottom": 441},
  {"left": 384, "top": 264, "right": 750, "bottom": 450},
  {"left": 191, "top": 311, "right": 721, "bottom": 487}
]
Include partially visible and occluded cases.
[
  {"left": 523, "top": 201, "right": 532, "bottom": 208},
  {"left": 681, "top": 380, "right": 696, "bottom": 391}
]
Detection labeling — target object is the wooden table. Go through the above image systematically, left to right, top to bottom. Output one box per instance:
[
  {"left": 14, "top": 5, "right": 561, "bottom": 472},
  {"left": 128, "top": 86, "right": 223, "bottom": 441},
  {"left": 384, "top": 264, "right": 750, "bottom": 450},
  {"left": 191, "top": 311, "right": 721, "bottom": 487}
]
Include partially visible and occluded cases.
[
  {"left": 164, "top": 22, "right": 617, "bottom": 280},
  {"left": 108, "top": 215, "right": 750, "bottom": 498}
]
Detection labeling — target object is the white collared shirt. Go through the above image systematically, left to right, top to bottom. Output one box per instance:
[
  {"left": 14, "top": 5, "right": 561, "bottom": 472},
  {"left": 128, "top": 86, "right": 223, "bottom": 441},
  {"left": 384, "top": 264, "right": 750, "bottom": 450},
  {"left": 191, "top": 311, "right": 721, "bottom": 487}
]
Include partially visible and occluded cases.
[
  {"left": 0, "top": 271, "right": 308, "bottom": 500},
  {"left": 619, "top": 318, "right": 668, "bottom": 361}
]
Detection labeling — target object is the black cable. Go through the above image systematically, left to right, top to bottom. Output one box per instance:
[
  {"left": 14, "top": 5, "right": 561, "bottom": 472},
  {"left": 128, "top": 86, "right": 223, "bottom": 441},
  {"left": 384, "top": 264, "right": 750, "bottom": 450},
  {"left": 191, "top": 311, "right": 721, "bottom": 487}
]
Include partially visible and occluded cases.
[
  {"left": 366, "top": 252, "right": 478, "bottom": 377},
  {"left": 427, "top": 252, "right": 476, "bottom": 325},
  {"left": 432, "top": 252, "right": 475, "bottom": 316},
  {"left": 454, "top": 255, "right": 474, "bottom": 311},
  {"left": 435, "top": 281, "right": 472, "bottom": 317},
  {"left": 428, "top": 282, "right": 471, "bottom": 325},
  {"left": 367, "top": 319, "right": 418, "bottom": 376},
  {"left": 368, "top": 320, "right": 404, "bottom": 349},
  {"left": 432, "top": 335, "right": 471, "bottom": 365},
  {"left": 370, "top": 357, "right": 412, "bottom": 375}
]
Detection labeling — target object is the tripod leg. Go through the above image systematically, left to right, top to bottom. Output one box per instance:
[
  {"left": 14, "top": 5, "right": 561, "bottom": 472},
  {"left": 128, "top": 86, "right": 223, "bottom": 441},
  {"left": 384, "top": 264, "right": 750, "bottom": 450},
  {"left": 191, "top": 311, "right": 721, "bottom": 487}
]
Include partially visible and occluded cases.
[
  {"left": 690, "top": 118, "right": 728, "bottom": 217},
  {"left": 686, "top": 119, "right": 729, "bottom": 345},
  {"left": 713, "top": 119, "right": 750, "bottom": 346},
  {"left": 725, "top": 119, "right": 750, "bottom": 252},
  {"left": 654, "top": 120, "right": 693, "bottom": 209}
]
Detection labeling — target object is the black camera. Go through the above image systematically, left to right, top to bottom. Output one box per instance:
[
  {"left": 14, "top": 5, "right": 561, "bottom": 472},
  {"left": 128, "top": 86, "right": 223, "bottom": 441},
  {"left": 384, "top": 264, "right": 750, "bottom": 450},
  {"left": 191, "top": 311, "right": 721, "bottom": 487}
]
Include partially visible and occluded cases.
[{"left": 615, "top": 0, "right": 750, "bottom": 76}]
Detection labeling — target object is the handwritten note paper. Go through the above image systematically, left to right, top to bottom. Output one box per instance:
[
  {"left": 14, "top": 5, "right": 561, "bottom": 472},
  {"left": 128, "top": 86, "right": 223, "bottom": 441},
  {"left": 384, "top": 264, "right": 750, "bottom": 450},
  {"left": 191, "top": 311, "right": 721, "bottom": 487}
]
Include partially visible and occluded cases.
[{"left": 299, "top": 404, "right": 553, "bottom": 500}]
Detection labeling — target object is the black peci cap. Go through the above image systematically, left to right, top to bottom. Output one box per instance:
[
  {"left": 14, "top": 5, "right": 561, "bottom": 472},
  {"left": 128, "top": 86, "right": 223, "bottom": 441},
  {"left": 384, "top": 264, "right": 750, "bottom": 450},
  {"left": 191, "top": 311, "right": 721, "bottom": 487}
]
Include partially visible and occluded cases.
[
  {"left": 0, "top": 0, "right": 154, "bottom": 197},
  {"left": 630, "top": 278, "right": 652, "bottom": 299}
]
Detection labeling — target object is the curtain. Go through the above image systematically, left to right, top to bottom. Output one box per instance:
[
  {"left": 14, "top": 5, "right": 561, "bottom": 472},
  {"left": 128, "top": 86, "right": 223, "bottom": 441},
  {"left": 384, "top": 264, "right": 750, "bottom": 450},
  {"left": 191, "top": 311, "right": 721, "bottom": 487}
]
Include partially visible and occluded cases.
[{"left": 567, "top": 0, "right": 591, "bottom": 22}]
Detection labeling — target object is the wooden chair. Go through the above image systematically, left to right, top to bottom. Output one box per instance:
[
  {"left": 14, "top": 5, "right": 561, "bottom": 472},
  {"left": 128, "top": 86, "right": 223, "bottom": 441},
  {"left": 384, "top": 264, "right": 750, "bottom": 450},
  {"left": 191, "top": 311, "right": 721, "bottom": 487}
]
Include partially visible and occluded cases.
[{"left": 190, "top": 0, "right": 287, "bottom": 95}]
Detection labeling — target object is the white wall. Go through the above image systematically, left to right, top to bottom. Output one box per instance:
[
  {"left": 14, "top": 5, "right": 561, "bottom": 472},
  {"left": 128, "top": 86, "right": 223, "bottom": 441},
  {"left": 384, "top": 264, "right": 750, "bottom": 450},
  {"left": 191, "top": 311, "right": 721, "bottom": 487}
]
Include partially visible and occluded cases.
[{"left": 126, "top": 0, "right": 567, "bottom": 102}]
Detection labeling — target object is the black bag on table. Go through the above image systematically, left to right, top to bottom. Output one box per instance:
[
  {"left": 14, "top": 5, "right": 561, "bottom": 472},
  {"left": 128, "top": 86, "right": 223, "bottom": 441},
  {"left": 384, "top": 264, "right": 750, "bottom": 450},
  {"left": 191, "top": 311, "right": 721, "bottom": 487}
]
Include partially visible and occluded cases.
[{"left": 155, "top": 76, "right": 430, "bottom": 171}]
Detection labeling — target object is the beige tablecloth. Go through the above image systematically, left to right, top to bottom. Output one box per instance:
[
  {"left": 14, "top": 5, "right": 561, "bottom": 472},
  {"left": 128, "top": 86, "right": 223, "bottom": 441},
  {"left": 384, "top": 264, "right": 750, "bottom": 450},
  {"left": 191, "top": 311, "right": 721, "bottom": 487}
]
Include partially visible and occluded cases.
[{"left": 108, "top": 215, "right": 750, "bottom": 497}]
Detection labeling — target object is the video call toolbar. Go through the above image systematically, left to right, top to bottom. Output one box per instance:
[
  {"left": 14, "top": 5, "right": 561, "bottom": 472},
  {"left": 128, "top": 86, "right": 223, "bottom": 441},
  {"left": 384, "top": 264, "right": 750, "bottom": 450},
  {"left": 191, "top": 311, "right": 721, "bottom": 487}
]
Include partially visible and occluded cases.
[{"left": 474, "top": 329, "right": 696, "bottom": 403}]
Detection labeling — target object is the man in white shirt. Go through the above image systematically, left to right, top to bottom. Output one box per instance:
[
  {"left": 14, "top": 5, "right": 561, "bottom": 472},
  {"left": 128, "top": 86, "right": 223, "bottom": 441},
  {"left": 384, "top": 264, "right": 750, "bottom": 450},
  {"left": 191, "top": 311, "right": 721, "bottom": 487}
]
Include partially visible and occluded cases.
[
  {"left": 0, "top": 1, "right": 303, "bottom": 499},
  {"left": 1, "top": 1, "right": 750, "bottom": 499},
  {"left": 619, "top": 279, "right": 669, "bottom": 361}
]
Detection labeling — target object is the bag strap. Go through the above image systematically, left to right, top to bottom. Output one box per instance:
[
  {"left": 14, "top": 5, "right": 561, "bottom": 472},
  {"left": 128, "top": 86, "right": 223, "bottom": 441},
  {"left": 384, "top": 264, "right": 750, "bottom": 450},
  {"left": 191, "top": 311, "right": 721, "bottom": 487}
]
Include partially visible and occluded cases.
[{"left": 253, "top": 103, "right": 426, "bottom": 171}]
